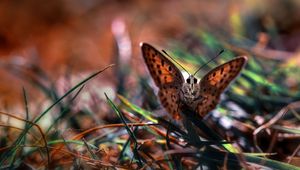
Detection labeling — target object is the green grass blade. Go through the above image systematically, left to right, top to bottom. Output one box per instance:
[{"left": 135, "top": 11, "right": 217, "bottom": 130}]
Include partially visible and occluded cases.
[
  {"left": 0, "top": 64, "right": 114, "bottom": 165},
  {"left": 105, "top": 93, "right": 143, "bottom": 167},
  {"left": 118, "top": 95, "right": 158, "bottom": 123}
]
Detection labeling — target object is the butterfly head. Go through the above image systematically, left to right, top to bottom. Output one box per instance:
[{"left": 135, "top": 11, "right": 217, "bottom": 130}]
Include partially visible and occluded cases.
[
  {"left": 181, "top": 75, "right": 201, "bottom": 104},
  {"left": 186, "top": 75, "right": 197, "bottom": 84}
]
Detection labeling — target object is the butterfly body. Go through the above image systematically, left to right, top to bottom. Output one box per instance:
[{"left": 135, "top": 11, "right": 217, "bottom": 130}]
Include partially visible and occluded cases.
[
  {"left": 141, "top": 43, "right": 247, "bottom": 119},
  {"left": 180, "top": 75, "right": 201, "bottom": 107}
]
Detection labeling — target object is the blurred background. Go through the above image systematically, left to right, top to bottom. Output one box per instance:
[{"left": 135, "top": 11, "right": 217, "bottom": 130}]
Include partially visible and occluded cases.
[
  {"left": 0, "top": 0, "right": 300, "bottom": 168},
  {"left": 0, "top": 0, "right": 299, "bottom": 109}
]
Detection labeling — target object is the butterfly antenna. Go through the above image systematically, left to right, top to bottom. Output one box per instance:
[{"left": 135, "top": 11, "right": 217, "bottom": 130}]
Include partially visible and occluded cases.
[
  {"left": 193, "top": 49, "right": 224, "bottom": 76},
  {"left": 162, "top": 50, "right": 190, "bottom": 76}
]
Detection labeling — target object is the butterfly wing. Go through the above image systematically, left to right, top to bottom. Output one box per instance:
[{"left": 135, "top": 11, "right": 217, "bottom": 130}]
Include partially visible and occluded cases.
[
  {"left": 141, "top": 43, "right": 184, "bottom": 119},
  {"left": 141, "top": 43, "right": 184, "bottom": 87},
  {"left": 197, "top": 56, "right": 247, "bottom": 117},
  {"left": 158, "top": 87, "right": 182, "bottom": 119}
]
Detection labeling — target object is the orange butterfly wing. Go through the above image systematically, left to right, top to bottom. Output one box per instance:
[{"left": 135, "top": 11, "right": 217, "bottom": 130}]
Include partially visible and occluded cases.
[
  {"left": 141, "top": 43, "right": 184, "bottom": 119},
  {"left": 197, "top": 56, "right": 247, "bottom": 117}
]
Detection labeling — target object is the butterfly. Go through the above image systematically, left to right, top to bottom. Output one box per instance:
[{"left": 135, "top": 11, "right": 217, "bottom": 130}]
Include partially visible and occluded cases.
[{"left": 141, "top": 43, "right": 247, "bottom": 120}]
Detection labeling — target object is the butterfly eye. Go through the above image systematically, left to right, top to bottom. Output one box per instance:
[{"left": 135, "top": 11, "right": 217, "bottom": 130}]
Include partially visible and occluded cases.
[
  {"left": 186, "top": 78, "right": 191, "bottom": 84},
  {"left": 194, "top": 78, "right": 197, "bottom": 84}
]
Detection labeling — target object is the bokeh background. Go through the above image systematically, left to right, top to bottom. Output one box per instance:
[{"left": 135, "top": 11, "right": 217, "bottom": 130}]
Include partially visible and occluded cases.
[{"left": 1, "top": 0, "right": 299, "bottom": 109}]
